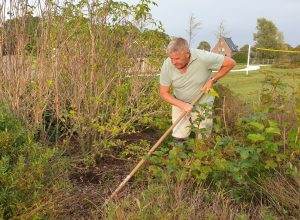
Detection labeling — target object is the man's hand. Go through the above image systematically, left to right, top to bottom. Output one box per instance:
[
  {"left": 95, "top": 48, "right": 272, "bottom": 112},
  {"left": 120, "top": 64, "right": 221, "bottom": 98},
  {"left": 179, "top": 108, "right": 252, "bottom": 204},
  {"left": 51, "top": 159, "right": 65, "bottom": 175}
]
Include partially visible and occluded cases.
[
  {"left": 201, "top": 78, "right": 214, "bottom": 93},
  {"left": 160, "top": 85, "right": 193, "bottom": 112},
  {"left": 178, "top": 102, "right": 193, "bottom": 112}
]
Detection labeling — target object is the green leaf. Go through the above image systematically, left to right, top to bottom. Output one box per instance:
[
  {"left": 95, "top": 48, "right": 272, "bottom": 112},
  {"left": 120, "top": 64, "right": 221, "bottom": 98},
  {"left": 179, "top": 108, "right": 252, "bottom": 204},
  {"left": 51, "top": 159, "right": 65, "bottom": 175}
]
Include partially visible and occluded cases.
[
  {"left": 209, "top": 88, "right": 219, "bottom": 97},
  {"left": 268, "top": 120, "right": 278, "bottom": 127},
  {"left": 249, "top": 121, "right": 265, "bottom": 131},
  {"left": 265, "top": 126, "right": 280, "bottom": 135},
  {"left": 247, "top": 133, "right": 265, "bottom": 143},
  {"left": 265, "top": 142, "right": 279, "bottom": 153},
  {"left": 239, "top": 149, "right": 250, "bottom": 159},
  {"left": 214, "top": 158, "right": 228, "bottom": 170},
  {"left": 265, "top": 159, "right": 277, "bottom": 169},
  {"left": 149, "top": 165, "right": 163, "bottom": 177}
]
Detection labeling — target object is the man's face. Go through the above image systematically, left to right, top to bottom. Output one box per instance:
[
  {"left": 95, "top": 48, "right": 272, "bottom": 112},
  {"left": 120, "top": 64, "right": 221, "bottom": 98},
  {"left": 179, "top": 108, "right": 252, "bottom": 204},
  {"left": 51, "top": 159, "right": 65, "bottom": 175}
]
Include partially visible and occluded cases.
[{"left": 169, "top": 50, "right": 190, "bottom": 70}]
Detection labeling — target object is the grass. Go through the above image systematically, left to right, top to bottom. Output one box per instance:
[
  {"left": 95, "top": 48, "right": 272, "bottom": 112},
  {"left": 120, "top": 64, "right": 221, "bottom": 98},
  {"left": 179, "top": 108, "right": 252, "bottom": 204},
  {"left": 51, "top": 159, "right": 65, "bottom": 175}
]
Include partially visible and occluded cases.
[
  {"left": 232, "top": 63, "right": 247, "bottom": 70},
  {"left": 220, "top": 66, "right": 300, "bottom": 102}
]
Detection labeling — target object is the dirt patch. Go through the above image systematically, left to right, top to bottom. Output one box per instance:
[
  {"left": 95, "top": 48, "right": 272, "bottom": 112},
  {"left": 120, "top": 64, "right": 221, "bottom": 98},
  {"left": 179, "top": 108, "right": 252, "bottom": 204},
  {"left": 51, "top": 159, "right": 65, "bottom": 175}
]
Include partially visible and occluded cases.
[
  {"left": 118, "top": 127, "right": 162, "bottom": 144},
  {"left": 54, "top": 128, "right": 162, "bottom": 218},
  {"left": 54, "top": 156, "right": 133, "bottom": 218},
  {"left": 69, "top": 169, "right": 101, "bottom": 185}
]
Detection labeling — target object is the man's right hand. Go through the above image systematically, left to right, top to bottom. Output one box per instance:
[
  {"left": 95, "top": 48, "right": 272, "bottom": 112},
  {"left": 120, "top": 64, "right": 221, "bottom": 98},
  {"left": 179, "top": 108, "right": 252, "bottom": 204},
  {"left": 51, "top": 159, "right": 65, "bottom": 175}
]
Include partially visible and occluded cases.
[
  {"left": 160, "top": 85, "right": 193, "bottom": 112},
  {"left": 179, "top": 102, "right": 193, "bottom": 112}
]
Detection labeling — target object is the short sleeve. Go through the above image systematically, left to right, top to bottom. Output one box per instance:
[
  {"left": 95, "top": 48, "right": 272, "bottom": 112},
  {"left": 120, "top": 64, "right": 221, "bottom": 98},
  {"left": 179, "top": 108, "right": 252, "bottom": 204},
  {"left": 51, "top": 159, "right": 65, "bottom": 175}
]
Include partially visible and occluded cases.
[
  {"left": 199, "top": 50, "right": 225, "bottom": 71},
  {"left": 159, "top": 60, "right": 171, "bottom": 86}
]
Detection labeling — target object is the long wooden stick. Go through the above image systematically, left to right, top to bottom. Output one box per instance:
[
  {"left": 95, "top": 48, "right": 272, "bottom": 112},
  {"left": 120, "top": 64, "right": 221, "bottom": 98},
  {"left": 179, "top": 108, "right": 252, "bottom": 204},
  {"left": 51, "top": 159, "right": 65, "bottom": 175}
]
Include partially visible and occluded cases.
[{"left": 105, "top": 90, "right": 206, "bottom": 204}]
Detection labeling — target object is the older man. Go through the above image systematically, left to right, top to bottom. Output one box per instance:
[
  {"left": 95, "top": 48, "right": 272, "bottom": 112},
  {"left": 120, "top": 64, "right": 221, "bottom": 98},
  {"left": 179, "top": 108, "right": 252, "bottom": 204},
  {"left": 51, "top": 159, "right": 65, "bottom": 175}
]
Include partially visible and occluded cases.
[{"left": 159, "top": 37, "right": 235, "bottom": 140}]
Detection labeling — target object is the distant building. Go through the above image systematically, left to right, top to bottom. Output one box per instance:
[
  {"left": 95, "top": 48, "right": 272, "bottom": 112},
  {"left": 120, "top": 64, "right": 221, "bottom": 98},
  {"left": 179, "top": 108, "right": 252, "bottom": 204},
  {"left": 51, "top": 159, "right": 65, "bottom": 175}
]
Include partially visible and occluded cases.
[{"left": 211, "top": 36, "right": 238, "bottom": 57}]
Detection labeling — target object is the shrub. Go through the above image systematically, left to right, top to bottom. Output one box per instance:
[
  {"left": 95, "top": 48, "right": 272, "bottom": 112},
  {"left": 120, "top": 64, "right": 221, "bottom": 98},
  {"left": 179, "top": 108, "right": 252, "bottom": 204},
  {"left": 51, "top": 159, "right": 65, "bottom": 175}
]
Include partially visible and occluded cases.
[
  {"left": 146, "top": 79, "right": 299, "bottom": 216},
  {"left": 0, "top": 105, "right": 69, "bottom": 219}
]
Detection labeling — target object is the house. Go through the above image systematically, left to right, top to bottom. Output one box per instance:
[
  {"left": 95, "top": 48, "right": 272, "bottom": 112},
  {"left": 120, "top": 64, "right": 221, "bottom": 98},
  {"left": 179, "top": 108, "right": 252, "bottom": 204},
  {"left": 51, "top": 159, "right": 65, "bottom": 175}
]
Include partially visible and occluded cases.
[{"left": 211, "top": 36, "right": 238, "bottom": 57}]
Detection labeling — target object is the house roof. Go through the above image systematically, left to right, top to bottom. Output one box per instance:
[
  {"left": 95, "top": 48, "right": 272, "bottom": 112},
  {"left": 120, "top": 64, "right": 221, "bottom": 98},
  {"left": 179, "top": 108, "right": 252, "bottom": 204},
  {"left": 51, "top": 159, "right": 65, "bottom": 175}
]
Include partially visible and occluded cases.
[{"left": 223, "top": 37, "right": 238, "bottom": 52}]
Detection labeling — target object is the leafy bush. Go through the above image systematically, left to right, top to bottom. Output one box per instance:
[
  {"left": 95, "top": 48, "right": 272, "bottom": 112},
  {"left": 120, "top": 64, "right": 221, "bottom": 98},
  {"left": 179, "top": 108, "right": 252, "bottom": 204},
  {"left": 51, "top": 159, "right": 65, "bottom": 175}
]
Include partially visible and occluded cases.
[
  {"left": 0, "top": 0, "right": 169, "bottom": 152},
  {"left": 232, "top": 51, "right": 248, "bottom": 64},
  {"left": 146, "top": 77, "right": 299, "bottom": 216},
  {"left": 0, "top": 105, "right": 69, "bottom": 219},
  {"left": 148, "top": 114, "right": 298, "bottom": 194}
]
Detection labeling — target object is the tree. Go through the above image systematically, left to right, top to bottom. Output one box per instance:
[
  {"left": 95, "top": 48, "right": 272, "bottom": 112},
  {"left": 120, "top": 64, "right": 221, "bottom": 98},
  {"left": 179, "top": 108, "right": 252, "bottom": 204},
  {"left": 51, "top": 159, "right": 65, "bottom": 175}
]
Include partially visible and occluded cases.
[
  {"left": 186, "top": 14, "right": 201, "bottom": 47},
  {"left": 253, "top": 18, "right": 284, "bottom": 49},
  {"left": 253, "top": 18, "right": 285, "bottom": 60},
  {"left": 215, "top": 20, "right": 229, "bottom": 39},
  {"left": 197, "top": 41, "right": 211, "bottom": 51},
  {"left": 284, "top": 43, "right": 293, "bottom": 50},
  {"left": 232, "top": 44, "right": 249, "bottom": 64},
  {"left": 239, "top": 44, "right": 250, "bottom": 52},
  {"left": 290, "top": 45, "right": 300, "bottom": 67},
  {"left": 232, "top": 52, "right": 247, "bottom": 64}
]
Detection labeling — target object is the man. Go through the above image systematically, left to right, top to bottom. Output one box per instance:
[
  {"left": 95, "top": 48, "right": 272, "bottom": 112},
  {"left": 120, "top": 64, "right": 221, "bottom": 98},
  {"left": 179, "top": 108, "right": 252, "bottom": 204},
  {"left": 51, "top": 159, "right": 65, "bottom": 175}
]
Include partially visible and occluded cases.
[{"left": 159, "top": 37, "right": 235, "bottom": 141}]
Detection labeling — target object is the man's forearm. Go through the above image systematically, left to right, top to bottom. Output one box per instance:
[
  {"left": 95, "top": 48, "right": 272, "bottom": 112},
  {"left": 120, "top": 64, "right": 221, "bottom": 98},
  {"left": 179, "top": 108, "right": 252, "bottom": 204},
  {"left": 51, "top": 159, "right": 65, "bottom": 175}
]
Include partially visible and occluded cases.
[
  {"left": 212, "top": 57, "right": 236, "bottom": 82},
  {"left": 212, "top": 65, "right": 232, "bottom": 81},
  {"left": 159, "top": 85, "right": 193, "bottom": 112},
  {"left": 160, "top": 92, "right": 186, "bottom": 108}
]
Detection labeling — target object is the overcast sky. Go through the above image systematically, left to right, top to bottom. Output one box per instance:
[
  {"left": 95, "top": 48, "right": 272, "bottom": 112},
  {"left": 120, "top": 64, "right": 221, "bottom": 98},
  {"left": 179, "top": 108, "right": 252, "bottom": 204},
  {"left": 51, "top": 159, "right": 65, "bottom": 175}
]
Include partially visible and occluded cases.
[
  {"left": 5, "top": 0, "right": 299, "bottom": 48},
  {"left": 128, "top": 0, "right": 300, "bottom": 48}
]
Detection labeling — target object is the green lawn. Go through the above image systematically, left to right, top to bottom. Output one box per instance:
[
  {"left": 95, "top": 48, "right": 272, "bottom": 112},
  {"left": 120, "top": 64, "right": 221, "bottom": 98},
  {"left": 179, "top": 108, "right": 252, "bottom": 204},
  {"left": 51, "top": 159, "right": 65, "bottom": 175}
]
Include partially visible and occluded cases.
[
  {"left": 232, "top": 63, "right": 247, "bottom": 70},
  {"left": 219, "top": 66, "right": 300, "bottom": 102}
]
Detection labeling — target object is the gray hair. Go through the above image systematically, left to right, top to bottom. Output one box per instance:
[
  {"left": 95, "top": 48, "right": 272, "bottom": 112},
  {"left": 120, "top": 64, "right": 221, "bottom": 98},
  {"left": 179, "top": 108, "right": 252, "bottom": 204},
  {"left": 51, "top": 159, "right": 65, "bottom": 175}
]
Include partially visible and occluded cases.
[{"left": 166, "top": 37, "right": 190, "bottom": 54}]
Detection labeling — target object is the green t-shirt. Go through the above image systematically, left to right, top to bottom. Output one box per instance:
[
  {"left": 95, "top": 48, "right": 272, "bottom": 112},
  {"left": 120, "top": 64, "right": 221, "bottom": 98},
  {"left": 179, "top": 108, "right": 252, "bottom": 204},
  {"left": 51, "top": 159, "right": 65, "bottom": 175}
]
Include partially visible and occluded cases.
[{"left": 160, "top": 49, "right": 224, "bottom": 104}]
